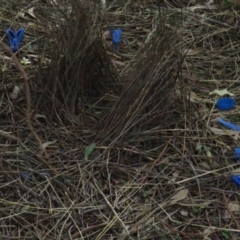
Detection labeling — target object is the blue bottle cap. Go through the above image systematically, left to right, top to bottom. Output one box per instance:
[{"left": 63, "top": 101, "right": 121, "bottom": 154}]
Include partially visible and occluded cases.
[
  {"left": 6, "top": 28, "right": 25, "bottom": 52},
  {"left": 216, "top": 98, "right": 235, "bottom": 110},
  {"left": 234, "top": 148, "right": 240, "bottom": 162},
  {"left": 232, "top": 175, "right": 240, "bottom": 187}
]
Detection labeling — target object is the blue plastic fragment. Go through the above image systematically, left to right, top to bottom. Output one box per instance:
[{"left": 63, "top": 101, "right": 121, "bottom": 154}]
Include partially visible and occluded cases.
[
  {"left": 6, "top": 28, "right": 25, "bottom": 52},
  {"left": 110, "top": 28, "right": 122, "bottom": 50},
  {"left": 216, "top": 98, "right": 235, "bottom": 110},
  {"left": 218, "top": 118, "right": 240, "bottom": 131},
  {"left": 234, "top": 148, "right": 240, "bottom": 162},
  {"left": 21, "top": 172, "right": 32, "bottom": 180},
  {"left": 21, "top": 172, "right": 50, "bottom": 180},
  {"left": 232, "top": 175, "right": 240, "bottom": 187}
]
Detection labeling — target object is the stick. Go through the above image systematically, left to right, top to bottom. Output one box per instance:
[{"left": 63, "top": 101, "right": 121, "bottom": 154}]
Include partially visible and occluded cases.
[{"left": 1, "top": 42, "right": 45, "bottom": 155}]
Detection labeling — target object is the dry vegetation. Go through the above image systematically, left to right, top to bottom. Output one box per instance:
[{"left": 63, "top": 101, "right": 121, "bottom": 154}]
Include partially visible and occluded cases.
[{"left": 0, "top": 0, "right": 240, "bottom": 239}]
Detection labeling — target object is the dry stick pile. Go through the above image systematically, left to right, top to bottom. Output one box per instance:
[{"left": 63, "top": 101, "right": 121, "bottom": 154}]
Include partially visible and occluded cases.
[
  {"left": 40, "top": 1, "right": 121, "bottom": 124},
  {"left": 96, "top": 22, "right": 182, "bottom": 147}
]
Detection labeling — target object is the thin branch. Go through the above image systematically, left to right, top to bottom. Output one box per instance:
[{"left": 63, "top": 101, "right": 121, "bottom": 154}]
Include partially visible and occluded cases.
[{"left": 1, "top": 42, "right": 45, "bottom": 155}]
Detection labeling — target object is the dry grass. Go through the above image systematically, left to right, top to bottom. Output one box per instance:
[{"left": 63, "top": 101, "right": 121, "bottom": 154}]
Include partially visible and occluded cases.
[{"left": 0, "top": 0, "right": 240, "bottom": 239}]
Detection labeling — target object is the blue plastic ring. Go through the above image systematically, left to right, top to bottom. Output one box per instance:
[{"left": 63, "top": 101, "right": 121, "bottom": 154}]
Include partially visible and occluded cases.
[{"left": 216, "top": 98, "right": 235, "bottom": 110}]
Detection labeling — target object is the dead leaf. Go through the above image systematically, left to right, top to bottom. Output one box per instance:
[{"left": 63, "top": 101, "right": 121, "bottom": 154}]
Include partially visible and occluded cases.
[
  {"left": 188, "top": 4, "right": 218, "bottom": 12},
  {"left": 27, "top": 7, "right": 36, "bottom": 19},
  {"left": 226, "top": 16, "right": 235, "bottom": 25},
  {"left": 103, "top": 30, "right": 110, "bottom": 39},
  {"left": 185, "top": 48, "right": 203, "bottom": 56},
  {"left": 112, "top": 60, "right": 126, "bottom": 67},
  {"left": 2, "top": 63, "right": 7, "bottom": 72},
  {"left": 9, "top": 86, "right": 21, "bottom": 100},
  {"left": 209, "top": 89, "right": 234, "bottom": 96},
  {"left": 34, "top": 114, "right": 47, "bottom": 120},
  {"left": 208, "top": 127, "right": 240, "bottom": 140},
  {"left": 41, "top": 140, "right": 56, "bottom": 150},
  {"left": 210, "top": 161, "right": 221, "bottom": 170},
  {"left": 199, "top": 162, "right": 211, "bottom": 171},
  {"left": 167, "top": 171, "right": 180, "bottom": 184},
  {"left": 169, "top": 189, "right": 188, "bottom": 204},
  {"left": 224, "top": 202, "right": 240, "bottom": 218},
  {"left": 228, "top": 202, "right": 240, "bottom": 212},
  {"left": 180, "top": 211, "right": 188, "bottom": 217},
  {"left": 203, "top": 226, "right": 216, "bottom": 236}
]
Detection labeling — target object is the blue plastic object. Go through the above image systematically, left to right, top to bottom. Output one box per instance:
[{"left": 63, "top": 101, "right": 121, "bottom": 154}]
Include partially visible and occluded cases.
[
  {"left": 6, "top": 28, "right": 25, "bottom": 52},
  {"left": 110, "top": 28, "right": 122, "bottom": 50},
  {"left": 216, "top": 98, "right": 235, "bottom": 110},
  {"left": 218, "top": 118, "right": 240, "bottom": 131},
  {"left": 234, "top": 148, "right": 240, "bottom": 162},
  {"left": 21, "top": 172, "right": 32, "bottom": 180},
  {"left": 232, "top": 175, "right": 240, "bottom": 187}
]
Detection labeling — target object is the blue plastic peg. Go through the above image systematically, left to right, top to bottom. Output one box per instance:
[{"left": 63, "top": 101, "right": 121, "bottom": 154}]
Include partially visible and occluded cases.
[
  {"left": 6, "top": 28, "right": 25, "bottom": 52},
  {"left": 110, "top": 28, "right": 122, "bottom": 50},
  {"left": 218, "top": 118, "right": 240, "bottom": 131},
  {"left": 234, "top": 148, "right": 240, "bottom": 162},
  {"left": 232, "top": 175, "right": 240, "bottom": 187}
]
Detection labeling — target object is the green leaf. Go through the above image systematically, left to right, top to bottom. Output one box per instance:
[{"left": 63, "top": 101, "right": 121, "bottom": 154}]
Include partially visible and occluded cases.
[
  {"left": 20, "top": 57, "right": 31, "bottom": 65},
  {"left": 209, "top": 89, "right": 234, "bottom": 97},
  {"left": 84, "top": 143, "right": 96, "bottom": 160},
  {"left": 196, "top": 143, "right": 211, "bottom": 153},
  {"left": 222, "top": 230, "right": 230, "bottom": 240}
]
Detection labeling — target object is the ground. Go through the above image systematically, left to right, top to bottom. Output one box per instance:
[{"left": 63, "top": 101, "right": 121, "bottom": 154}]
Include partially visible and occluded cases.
[{"left": 0, "top": 0, "right": 240, "bottom": 239}]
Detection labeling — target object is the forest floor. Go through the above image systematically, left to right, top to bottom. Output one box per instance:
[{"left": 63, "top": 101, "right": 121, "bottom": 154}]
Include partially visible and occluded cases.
[{"left": 0, "top": 0, "right": 240, "bottom": 239}]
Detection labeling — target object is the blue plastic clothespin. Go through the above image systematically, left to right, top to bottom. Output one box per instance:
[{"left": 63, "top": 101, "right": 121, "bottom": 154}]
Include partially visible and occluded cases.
[
  {"left": 6, "top": 28, "right": 25, "bottom": 52},
  {"left": 110, "top": 28, "right": 122, "bottom": 50},
  {"left": 218, "top": 118, "right": 240, "bottom": 131},
  {"left": 234, "top": 148, "right": 240, "bottom": 162},
  {"left": 232, "top": 175, "right": 240, "bottom": 187}
]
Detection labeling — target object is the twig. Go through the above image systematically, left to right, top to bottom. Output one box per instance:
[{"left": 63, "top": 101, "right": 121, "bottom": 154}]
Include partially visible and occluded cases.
[
  {"left": 0, "top": 42, "right": 45, "bottom": 155},
  {"left": 0, "top": 130, "right": 20, "bottom": 141},
  {"left": 223, "top": 193, "right": 240, "bottom": 229}
]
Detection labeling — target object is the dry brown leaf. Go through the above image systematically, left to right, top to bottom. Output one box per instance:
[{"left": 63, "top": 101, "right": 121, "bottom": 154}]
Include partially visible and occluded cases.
[
  {"left": 188, "top": 4, "right": 218, "bottom": 12},
  {"left": 27, "top": 7, "right": 36, "bottom": 19},
  {"left": 103, "top": 30, "right": 110, "bottom": 39},
  {"left": 186, "top": 48, "right": 203, "bottom": 56},
  {"left": 112, "top": 60, "right": 126, "bottom": 67},
  {"left": 9, "top": 86, "right": 21, "bottom": 100},
  {"left": 34, "top": 114, "right": 47, "bottom": 120},
  {"left": 208, "top": 127, "right": 240, "bottom": 139},
  {"left": 41, "top": 140, "right": 56, "bottom": 150},
  {"left": 210, "top": 161, "right": 221, "bottom": 170},
  {"left": 199, "top": 162, "right": 211, "bottom": 171},
  {"left": 168, "top": 171, "right": 180, "bottom": 184},
  {"left": 169, "top": 189, "right": 188, "bottom": 204},
  {"left": 224, "top": 202, "right": 240, "bottom": 218},
  {"left": 228, "top": 202, "right": 240, "bottom": 212},
  {"left": 180, "top": 211, "right": 188, "bottom": 217},
  {"left": 203, "top": 226, "right": 216, "bottom": 236}
]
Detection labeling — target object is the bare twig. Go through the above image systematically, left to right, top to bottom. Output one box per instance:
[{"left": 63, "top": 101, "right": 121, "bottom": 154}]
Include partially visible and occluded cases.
[{"left": 0, "top": 42, "right": 45, "bottom": 155}]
